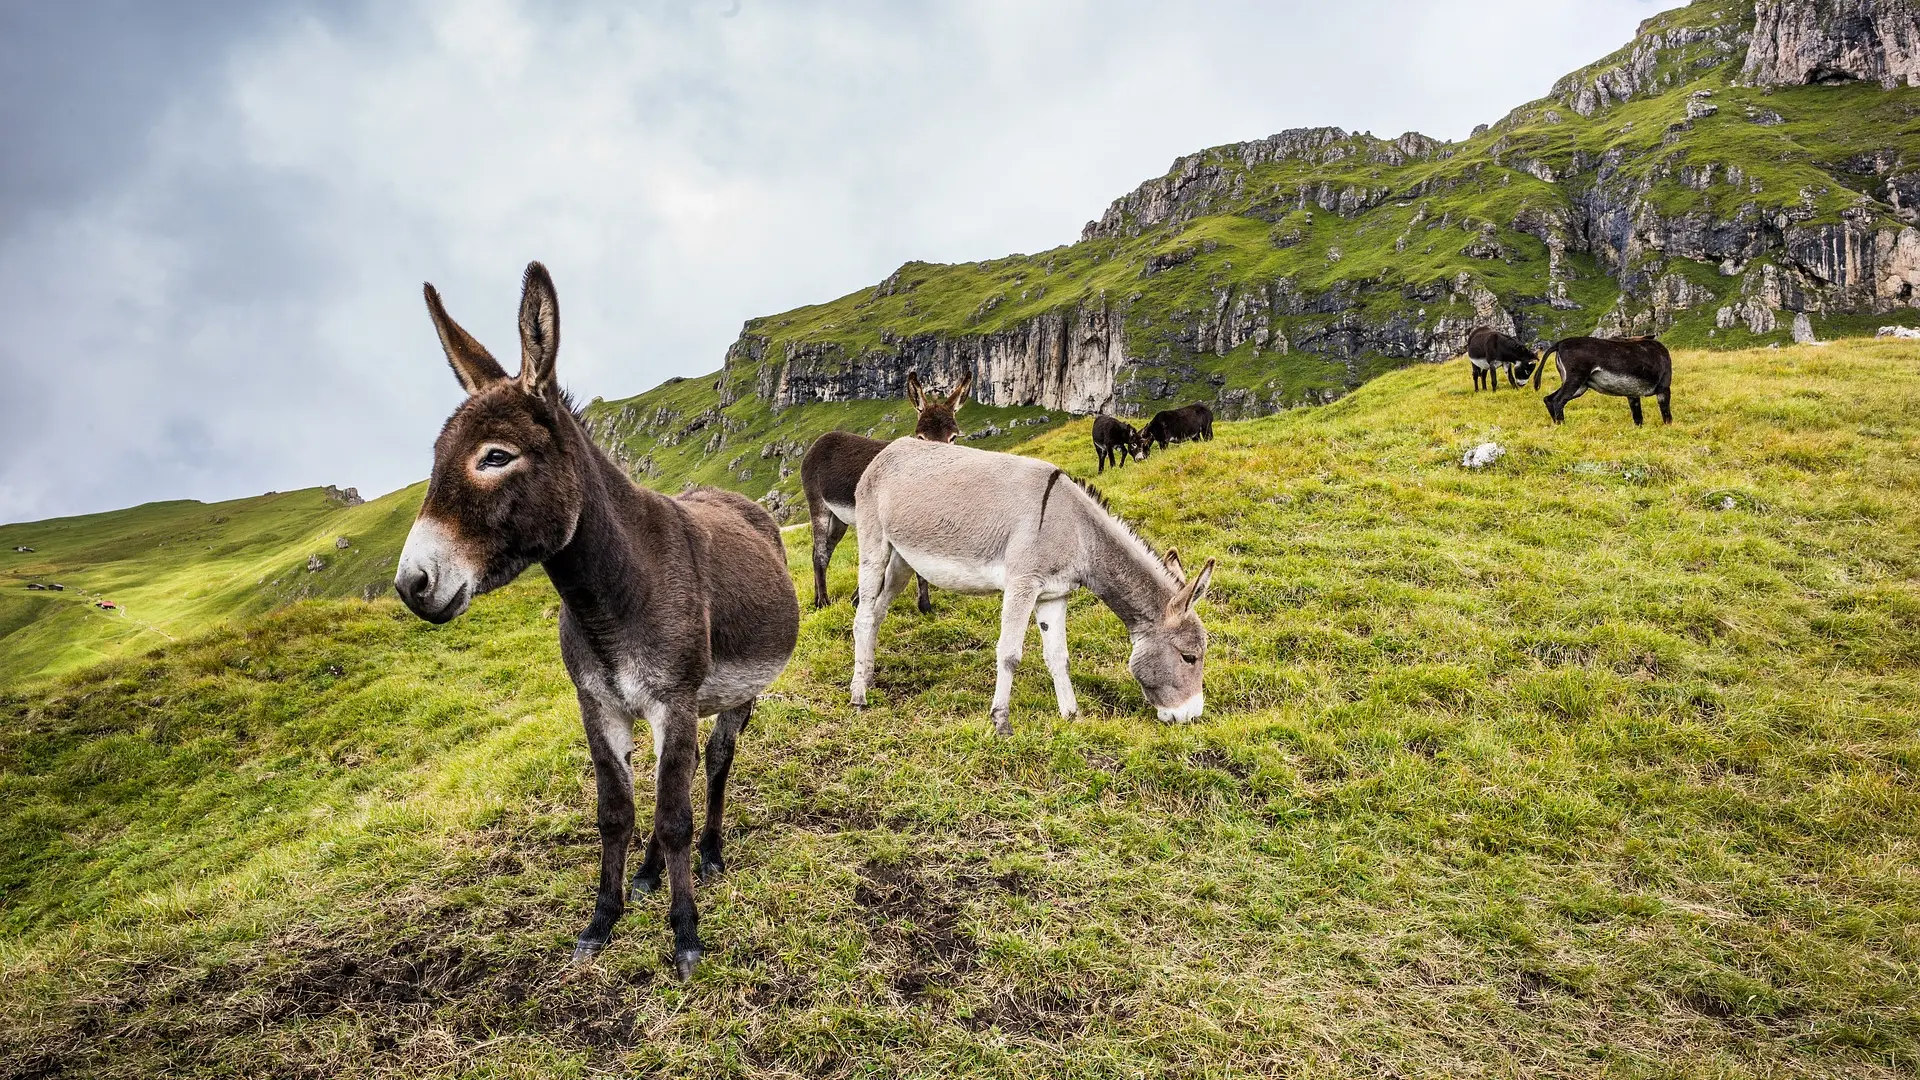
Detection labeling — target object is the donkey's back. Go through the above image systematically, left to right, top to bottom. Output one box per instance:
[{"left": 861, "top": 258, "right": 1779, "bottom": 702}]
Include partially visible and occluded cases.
[{"left": 855, "top": 439, "right": 1065, "bottom": 593}]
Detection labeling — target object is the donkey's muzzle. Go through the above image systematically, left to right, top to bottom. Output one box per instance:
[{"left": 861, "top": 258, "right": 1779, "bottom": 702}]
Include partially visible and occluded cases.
[
  {"left": 394, "top": 516, "right": 477, "bottom": 623},
  {"left": 395, "top": 569, "right": 470, "bottom": 623}
]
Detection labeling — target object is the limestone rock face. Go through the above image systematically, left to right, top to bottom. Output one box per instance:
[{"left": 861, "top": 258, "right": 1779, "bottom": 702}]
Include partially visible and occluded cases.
[
  {"left": 1742, "top": 0, "right": 1920, "bottom": 87},
  {"left": 1081, "top": 128, "right": 1446, "bottom": 241},
  {"left": 742, "top": 295, "right": 1128, "bottom": 415}
]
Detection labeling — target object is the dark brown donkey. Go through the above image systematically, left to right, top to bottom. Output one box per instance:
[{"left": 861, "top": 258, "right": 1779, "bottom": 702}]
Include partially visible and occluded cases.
[
  {"left": 394, "top": 263, "right": 799, "bottom": 979},
  {"left": 1535, "top": 335, "right": 1674, "bottom": 425},
  {"left": 800, "top": 371, "right": 970, "bottom": 610}
]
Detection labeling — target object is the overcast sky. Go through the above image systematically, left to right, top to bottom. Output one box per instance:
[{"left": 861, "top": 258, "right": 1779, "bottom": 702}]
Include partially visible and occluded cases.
[{"left": 0, "top": 0, "right": 1681, "bottom": 523}]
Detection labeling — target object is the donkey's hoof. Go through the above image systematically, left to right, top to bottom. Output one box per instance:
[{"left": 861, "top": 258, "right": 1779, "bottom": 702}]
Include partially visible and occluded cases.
[
  {"left": 850, "top": 689, "right": 868, "bottom": 708},
  {"left": 991, "top": 710, "right": 1013, "bottom": 738},
  {"left": 697, "top": 853, "right": 726, "bottom": 883},
  {"left": 629, "top": 871, "right": 661, "bottom": 900},
  {"left": 571, "top": 937, "right": 608, "bottom": 964},
  {"left": 673, "top": 947, "right": 703, "bottom": 982}
]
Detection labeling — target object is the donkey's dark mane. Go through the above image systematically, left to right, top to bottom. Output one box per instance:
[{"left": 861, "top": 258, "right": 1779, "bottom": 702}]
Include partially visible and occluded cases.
[{"left": 1059, "top": 471, "right": 1163, "bottom": 564}]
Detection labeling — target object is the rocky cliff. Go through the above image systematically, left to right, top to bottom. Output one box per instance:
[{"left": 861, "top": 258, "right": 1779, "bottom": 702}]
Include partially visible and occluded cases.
[{"left": 583, "top": 0, "right": 1920, "bottom": 516}]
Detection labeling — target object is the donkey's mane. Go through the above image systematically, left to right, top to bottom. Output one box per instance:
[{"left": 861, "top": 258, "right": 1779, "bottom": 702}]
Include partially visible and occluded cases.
[{"left": 1057, "top": 470, "right": 1175, "bottom": 583}]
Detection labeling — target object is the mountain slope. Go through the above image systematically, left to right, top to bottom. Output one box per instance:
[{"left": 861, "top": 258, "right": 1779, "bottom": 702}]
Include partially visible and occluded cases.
[
  {"left": 582, "top": 0, "right": 1920, "bottom": 524},
  {"left": 3, "top": 339, "right": 1917, "bottom": 1078},
  {"left": 0, "top": 484, "right": 423, "bottom": 685}
]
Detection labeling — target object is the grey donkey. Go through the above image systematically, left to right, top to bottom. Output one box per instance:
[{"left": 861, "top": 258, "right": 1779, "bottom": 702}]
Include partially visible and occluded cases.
[{"left": 847, "top": 439, "right": 1214, "bottom": 735}]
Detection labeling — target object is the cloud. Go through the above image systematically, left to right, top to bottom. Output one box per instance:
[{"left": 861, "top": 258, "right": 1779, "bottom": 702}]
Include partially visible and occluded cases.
[{"left": 0, "top": 0, "right": 1678, "bottom": 522}]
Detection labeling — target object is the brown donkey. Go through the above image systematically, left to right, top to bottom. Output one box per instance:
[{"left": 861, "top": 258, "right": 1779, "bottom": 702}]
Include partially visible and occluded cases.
[
  {"left": 394, "top": 263, "right": 799, "bottom": 979},
  {"left": 800, "top": 371, "right": 971, "bottom": 610}
]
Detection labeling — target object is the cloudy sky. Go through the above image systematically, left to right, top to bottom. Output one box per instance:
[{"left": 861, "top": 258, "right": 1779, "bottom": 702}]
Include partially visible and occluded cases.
[{"left": 0, "top": 0, "right": 1681, "bottom": 522}]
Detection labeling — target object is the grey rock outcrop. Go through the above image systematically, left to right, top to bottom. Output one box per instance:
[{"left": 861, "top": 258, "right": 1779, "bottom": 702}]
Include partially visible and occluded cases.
[
  {"left": 1743, "top": 0, "right": 1920, "bottom": 87},
  {"left": 742, "top": 294, "right": 1128, "bottom": 414}
]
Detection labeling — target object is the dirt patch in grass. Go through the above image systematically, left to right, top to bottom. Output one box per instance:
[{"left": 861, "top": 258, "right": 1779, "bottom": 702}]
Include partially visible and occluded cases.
[{"left": 854, "top": 857, "right": 981, "bottom": 998}]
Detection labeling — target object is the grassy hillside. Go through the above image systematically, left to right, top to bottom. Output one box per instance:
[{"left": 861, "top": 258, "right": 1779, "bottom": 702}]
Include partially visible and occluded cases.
[
  {"left": 673, "top": 0, "right": 1920, "bottom": 433},
  {"left": 2, "top": 340, "right": 1918, "bottom": 1078},
  {"left": 580, "top": 380, "right": 1070, "bottom": 522},
  {"left": 0, "top": 484, "right": 424, "bottom": 686}
]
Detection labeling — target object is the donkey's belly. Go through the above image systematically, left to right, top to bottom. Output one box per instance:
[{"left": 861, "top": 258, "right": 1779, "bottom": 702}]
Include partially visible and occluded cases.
[
  {"left": 1588, "top": 369, "right": 1657, "bottom": 396},
  {"left": 897, "top": 545, "right": 1005, "bottom": 595},
  {"left": 696, "top": 654, "right": 788, "bottom": 716}
]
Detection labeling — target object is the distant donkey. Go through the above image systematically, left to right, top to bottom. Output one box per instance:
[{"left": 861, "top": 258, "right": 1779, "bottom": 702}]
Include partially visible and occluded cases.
[
  {"left": 393, "top": 262, "right": 799, "bottom": 979},
  {"left": 1464, "top": 326, "right": 1540, "bottom": 391},
  {"left": 1535, "top": 335, "right": 1673, "bottom": 425},
  {"left": 800, "top": 371, "right": 970, "bottom": 611},
  {"left": 1142, "top": 403, "right": 1214, "bottom": 449},
  {"left": 1092, "top": 414, "right": 1148, "bottom": 473},
  {"left": 849, "top": 440, "right": 1214, "bottom": 735}
]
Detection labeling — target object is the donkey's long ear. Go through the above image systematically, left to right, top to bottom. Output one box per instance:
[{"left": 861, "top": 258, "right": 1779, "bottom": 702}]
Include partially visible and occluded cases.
[
  {"left": 517, "top": 261, "right": 560, "bottom": 397},
  {"left": 424, "top": 283, "right": 508, "bottom": 394},
  {"left": 905, "top": 371, "right": 926, "bottom": 410},
  {"left": 947, "top": 372, "right": 973, "bottom": 411},
  {"left": 1161, "top": 547, "right": 1185, "bottom": 583},
  {"left": 1168, "top": 558, "right": 1215, "bottom": 615}
]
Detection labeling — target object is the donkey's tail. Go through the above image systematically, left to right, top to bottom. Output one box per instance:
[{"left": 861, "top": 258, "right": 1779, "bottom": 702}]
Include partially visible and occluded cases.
[{"left": 1534, "top": 342, "right": 1560, "bottom": 390}]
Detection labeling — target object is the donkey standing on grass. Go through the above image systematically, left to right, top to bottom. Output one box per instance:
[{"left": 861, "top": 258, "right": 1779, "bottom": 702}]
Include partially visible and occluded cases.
[
  {"left": 393, "top": 263, "right": 799, "bottom": 980},
  {"left": 1535, "top": 335, "right": 1674, "bottom": 426},
  {"left": 800, "top": 371, "right": 969, "bottom": 611},
  {"left": 848, "top": 439, "right": 1214, "bottom": 736}
]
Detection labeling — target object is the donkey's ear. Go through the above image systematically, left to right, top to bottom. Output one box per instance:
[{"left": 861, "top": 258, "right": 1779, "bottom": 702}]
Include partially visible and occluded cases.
[
  {"left": 517, "top": 261, "right": 560, "bottom": 397},
  {"left": 424, "top": 282, "right": 508, "bottom": 394},
  {"left": 905, "top": 371, "right": 925, "bottom": 410},
  {"left": 947, "top": 372, "right": 972, "bottom": 411},
  {"left": 1161, "top": 547, "right": 1185, "bottom": 582},
  {"left": 1169, "top": 558, "right": 1215, "bottom": 614}
]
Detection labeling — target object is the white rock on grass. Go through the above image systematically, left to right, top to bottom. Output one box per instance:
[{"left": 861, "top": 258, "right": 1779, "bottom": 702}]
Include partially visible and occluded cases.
[
  {"left": 1878, "top": 325, "right": 1920, "bottom": 339},
  {"left": 1461, "top": 442, "right": 1505, "bottom": 469}
]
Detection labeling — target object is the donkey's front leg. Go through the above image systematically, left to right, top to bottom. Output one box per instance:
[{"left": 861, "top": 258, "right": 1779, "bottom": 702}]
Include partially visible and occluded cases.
[
  {"left": 850, "top": 549, "right": 912, "bottom": 706},
  {"left": 991, "top": 584, "right": 1040, "bottom": 736},
  {"left": 1035, "top": 596, "right": 1078, "bottom": 719},
  {"left": 573, "top": 693, "right": 635, "bottom": 962},
  {"left": 654, "top": 699, "right": 703, "bottom": 980}
]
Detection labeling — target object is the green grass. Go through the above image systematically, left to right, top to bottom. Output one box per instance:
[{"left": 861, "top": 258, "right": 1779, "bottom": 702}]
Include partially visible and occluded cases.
[
  {"left": 2, "top": 339, "right": 1917, "bottom": 1078},
  {"left": 582, "top": 376, "right": 1073, "bottom": 522},
  {"left": 0, "top": 486, "right": 425, "bottom": 687}
]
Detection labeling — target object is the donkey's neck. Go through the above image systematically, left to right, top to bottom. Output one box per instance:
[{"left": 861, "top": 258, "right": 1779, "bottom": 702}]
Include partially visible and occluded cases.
[
  {"left": 541, "top": 414, "right": 672, "bottom": 629},
  {"left": 1077, "top": 506, "right": 1176, "bottom": 636}
]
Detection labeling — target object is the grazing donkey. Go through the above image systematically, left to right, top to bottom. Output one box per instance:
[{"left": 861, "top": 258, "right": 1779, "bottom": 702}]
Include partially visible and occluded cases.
[
  {"left": 393, "top": 262, "right": 799, "bottom": 980},
  {"left": 1464, "top": 326, "right": 1540, "bottom": 391},
  {"left": 1535, "top": 335, "right": 1674, "bottom": 425},
  {"left": 801, "top": 371, "right": 971, "bottom": 610},
  {"left": 1142, "top": 403, "right": 1214, "bottom": 449},
  {"left": 1092, "top": 414, "right": 1148, "bottom": 473},
  {"left": 848, "top": 439, "right": 1214, "bottom": 735}
]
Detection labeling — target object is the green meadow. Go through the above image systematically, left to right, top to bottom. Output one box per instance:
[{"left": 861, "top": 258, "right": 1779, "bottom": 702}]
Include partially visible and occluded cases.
[{"left": 2, "top": 340, "right": 1917, "bottom": 1078}]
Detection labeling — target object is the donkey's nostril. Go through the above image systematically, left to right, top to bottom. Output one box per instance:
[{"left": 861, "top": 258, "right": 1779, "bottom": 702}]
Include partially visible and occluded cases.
[{"left": 398, "top": 566, "right": 430, "bottom": 601}]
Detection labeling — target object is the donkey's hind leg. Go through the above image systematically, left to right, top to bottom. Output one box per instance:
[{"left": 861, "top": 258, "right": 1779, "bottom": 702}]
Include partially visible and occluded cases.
[
  {"left": 809, "top": 508, "right": 848, "bottom": 610},
  {"left": 850, "top": 548, "right": 913, "bottom": 707},
  {"left": 915, "top": 573, "right": 933, "bottom": 615},
  {"left": 990, "top": 583, "right": 1041, "bottom": 737},
  {"left": 1035, "top": 596, "right": 1078, "bottom": 719},
  {"left": 697, "top": 701, "right": 751, "bottom": 881}
]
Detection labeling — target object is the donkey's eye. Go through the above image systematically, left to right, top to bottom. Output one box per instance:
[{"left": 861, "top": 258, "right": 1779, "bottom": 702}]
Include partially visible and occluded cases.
[
  {"left": 479, "top": 448, "right": 516, "bottom": 469},
  {"left": 1181, "top": 652, "right": 1198, "bottom": 665}
]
